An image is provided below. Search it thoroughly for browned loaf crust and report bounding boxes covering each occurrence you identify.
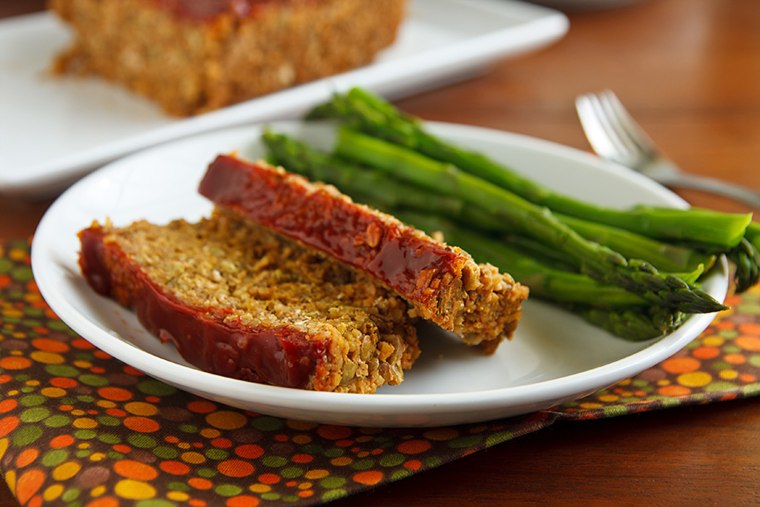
[78,210,419,393]
[49,0,406,116]
[199,155,529,353]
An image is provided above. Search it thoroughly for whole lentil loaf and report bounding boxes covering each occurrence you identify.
[49,0,406,116]
[78,209,419,393]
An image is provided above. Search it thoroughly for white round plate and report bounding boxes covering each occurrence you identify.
[32,122,728,427]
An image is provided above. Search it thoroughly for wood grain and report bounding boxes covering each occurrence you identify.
[2,0,760,505]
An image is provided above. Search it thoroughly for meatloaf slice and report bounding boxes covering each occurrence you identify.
[50,0,406,116]
[78,209,419,393]
[199,155,529,353]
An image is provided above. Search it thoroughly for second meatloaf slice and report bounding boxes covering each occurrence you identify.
[199,154,529,353]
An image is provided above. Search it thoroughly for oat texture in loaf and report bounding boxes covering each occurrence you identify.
[78,209,419,393]
[49,0,406,116]
[200,155,529,354]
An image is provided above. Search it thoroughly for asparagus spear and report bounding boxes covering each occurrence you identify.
[395,211,684,341]
[308,87,751,250]
[394,211,699,308]
[333,127,726,313]
[726,238,760,292]
[492,232,703,286]
[555,213,714,274]
[575,306,685,342]
[262,129,467,215]
[745,221,760,251]
[263,130,713,274]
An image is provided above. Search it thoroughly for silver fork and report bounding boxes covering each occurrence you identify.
[575,90,760,209]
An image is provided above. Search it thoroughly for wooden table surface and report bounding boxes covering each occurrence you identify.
[2,0,760,505]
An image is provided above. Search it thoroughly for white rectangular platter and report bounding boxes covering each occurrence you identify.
[0,0,567,196]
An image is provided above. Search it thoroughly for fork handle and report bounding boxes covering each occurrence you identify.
[654,173,760,210]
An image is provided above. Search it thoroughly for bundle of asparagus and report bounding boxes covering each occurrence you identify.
[261,87,760,341]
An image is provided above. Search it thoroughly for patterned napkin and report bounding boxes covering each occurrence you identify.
[2,239,760,506]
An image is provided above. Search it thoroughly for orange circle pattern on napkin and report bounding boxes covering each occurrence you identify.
[2,239,760,506]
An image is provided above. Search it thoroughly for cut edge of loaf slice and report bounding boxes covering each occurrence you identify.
[199,154,529,354]
[78,210,419,393]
